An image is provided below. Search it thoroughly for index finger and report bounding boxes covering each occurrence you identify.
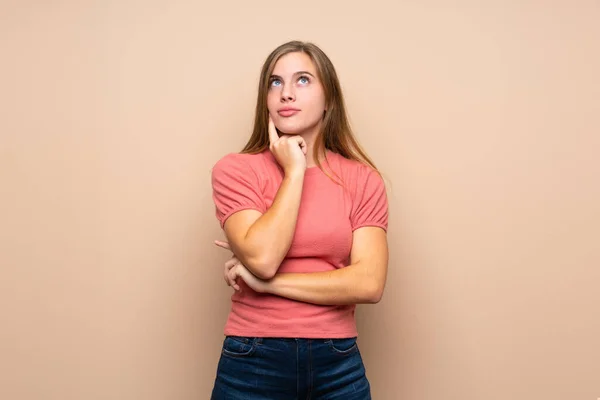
[214,240,231,250]
[268,115,279,145]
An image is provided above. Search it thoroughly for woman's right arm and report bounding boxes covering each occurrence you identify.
[223,169,304,280]
[217,116,307,280]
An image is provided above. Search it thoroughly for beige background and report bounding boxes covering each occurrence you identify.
[1,1,599,399]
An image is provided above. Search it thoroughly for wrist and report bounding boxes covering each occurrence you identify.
[262,275,278,295]
[284,168,305,180]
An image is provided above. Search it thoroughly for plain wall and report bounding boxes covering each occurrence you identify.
[1,1,599,399]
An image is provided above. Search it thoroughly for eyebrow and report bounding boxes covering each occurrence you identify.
[269,71,316,80]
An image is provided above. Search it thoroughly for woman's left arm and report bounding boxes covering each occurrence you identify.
[266,226,388,305]
[215,226,388,305]
[216,227,388,305]
[216,167,389,305]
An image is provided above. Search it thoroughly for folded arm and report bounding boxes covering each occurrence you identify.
[223,172,304,280]
[264,226,389,305]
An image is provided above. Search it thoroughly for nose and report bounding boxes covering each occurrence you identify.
[280,84,295,102]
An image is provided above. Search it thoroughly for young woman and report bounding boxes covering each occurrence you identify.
[209,40,389,399]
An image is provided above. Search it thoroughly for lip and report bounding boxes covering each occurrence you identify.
[277,107,300,117]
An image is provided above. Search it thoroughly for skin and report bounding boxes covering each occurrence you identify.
[214,51,389,305]
[217,52,326,280]
[220,116,307,280]
[267,51,328,168]
[214,223,389,305]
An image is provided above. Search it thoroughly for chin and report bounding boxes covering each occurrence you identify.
[276,119,320,136]
[276,121,306,135]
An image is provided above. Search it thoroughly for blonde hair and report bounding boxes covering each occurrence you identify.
[241,41,379,181]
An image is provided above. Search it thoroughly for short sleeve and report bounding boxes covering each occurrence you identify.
[350,168,389,232]
[211,154,266,229]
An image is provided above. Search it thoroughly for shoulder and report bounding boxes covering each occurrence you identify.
[329,151,383,185]
[212,150,275,176]
[213,151,258,169]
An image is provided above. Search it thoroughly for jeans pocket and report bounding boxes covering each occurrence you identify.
[326,337,359,355]
[221,336,258,358]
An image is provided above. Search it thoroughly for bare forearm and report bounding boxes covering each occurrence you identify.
[264,263,384,305]
[242,172,304,277]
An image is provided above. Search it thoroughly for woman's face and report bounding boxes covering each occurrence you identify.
[267,51,327,136]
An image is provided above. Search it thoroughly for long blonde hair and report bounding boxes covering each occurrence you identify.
[241,41,379,180]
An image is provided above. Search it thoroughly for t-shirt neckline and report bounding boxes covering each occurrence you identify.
[263,149,335,177]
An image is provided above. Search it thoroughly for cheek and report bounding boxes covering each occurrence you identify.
[308,90,326,110]
[307,94,326,115]
[266,91,278,112]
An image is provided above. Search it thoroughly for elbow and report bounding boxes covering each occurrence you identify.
[253,268,277,281]
[246,256,279,280]
[363,282,385,304]
[365,291,383,304]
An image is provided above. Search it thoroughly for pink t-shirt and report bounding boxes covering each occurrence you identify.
[211,149,388,338]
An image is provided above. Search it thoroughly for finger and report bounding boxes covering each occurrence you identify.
[228,265,241,290]
[229,274,240,290]
[268,115,279,145]
[299,138,307,155]
[225,260,238,286]
[224,259,236,284]
[291,136,308,155]
[225,257,238,269]
[214,240,231,250]
[224,260,233,284]
[228,264,239,283]
[226,267,235,287]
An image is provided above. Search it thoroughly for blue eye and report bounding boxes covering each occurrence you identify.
[270,79,281,87]
[298,76,309,84]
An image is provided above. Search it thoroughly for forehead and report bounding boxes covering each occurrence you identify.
[272,52,317,76]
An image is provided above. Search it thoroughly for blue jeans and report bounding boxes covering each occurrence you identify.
[211,336,371,399]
